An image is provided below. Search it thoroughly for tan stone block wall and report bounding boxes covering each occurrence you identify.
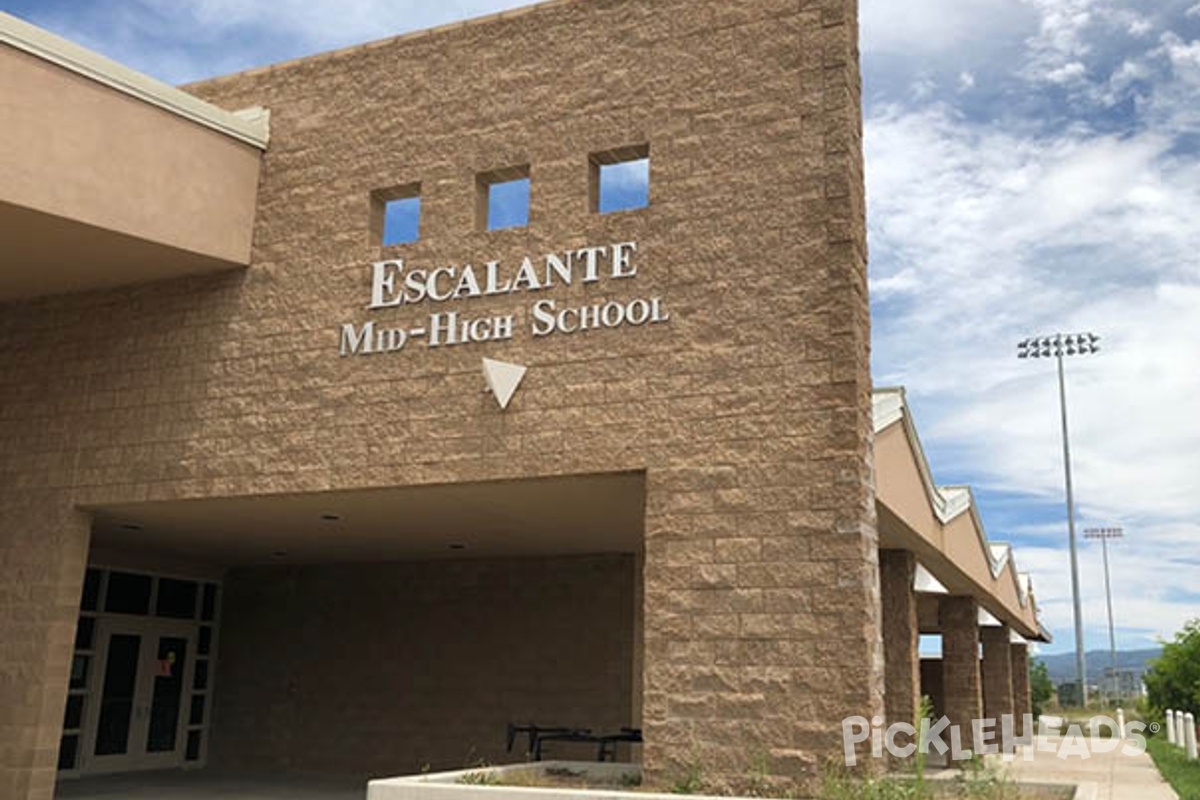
[209,555,636,774]
[0,496,90,799]
[1010,643,1031,738]
[0,0,875,794]
[980,625,1014,724]
[940,597,981,750]
[880,550,918,728]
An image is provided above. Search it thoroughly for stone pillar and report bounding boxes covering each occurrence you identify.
[880,551,920,730]
[981,625,1014,752]
[940,596,981,752]
[1010,643,1031,739]
[981,625,1014,719]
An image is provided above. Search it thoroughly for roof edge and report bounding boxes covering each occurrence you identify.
[0,11,269,149]
[873,388,1045,634]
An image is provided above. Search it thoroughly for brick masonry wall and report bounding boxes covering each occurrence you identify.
[210,555,636,774]
[0,0,875,795]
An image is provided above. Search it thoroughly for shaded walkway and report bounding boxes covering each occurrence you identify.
[55,770,366,800]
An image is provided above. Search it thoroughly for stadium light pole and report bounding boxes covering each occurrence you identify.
[1018,332,1100,706]
[1085,526,1124,704]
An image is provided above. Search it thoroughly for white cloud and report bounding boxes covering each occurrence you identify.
[860,0,1033,56]
[863,0,1200,651]
[1043,60,1089,81]
[1162,32,1200,69]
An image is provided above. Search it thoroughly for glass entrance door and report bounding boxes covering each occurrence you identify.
[84,619,195,773]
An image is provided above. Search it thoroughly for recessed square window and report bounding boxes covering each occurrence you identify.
[591,145,650,214]
[476,165,531,231]
[371,183,421,246]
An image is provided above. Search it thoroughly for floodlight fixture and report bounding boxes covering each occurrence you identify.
[1085,526,1125,703]
[1017,330,1101,705]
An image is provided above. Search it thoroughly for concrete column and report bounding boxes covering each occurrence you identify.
[940,596,982,751]
[1010,643,1031,739]
[880,550,920,730]
[981,625,1014,720]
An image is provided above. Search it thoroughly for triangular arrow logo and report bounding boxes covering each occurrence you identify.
[482,358,527,410]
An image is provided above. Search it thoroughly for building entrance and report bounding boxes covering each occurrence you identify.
[83,617,196,774]
[59,566,219,779]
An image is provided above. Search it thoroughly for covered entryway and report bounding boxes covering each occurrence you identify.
[56,472,646,796]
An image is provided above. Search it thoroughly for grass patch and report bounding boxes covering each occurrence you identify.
[1146,738,1200,800]
[820,758,1069,800]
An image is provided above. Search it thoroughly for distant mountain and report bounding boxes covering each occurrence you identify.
[1036,648,1162,685]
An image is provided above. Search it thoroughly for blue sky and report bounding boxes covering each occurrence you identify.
[5,0,1198,655]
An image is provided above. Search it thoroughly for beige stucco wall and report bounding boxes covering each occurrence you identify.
[0,0,875,795]
[0,43,261,270]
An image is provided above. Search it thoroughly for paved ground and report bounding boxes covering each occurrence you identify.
[55,740,1182,800]
[998,735,1178,800]
[55,770,367,799]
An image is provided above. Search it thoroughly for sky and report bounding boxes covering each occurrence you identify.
[4,0,1198,659]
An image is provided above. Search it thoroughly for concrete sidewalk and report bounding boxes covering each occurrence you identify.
[999,735,1178,799]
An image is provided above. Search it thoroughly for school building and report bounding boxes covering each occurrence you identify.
[0,1,1048,798]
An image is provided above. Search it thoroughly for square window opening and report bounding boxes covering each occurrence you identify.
[371,183,421,247]
[591,145,650,214]
[476,165,531,231]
